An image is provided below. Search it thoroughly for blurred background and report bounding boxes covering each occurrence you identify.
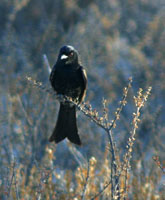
[0,0,164,199]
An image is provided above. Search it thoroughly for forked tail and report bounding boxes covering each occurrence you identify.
[49,103,81,145]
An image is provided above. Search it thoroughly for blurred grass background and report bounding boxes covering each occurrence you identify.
[0,0,164,199]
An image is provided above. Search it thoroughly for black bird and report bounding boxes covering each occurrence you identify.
[49,45,87,145]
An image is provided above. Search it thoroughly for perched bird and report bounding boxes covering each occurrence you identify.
[49,45,87,145]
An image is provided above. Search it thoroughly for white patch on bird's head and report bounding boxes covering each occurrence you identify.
[61,54,68,60]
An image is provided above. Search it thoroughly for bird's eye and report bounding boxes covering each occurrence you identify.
[69,52,74,56]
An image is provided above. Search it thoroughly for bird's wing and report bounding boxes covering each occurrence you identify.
[49,64,56,87]
[79,66,87,103]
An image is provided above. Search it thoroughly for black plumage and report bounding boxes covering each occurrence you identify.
[49,45,87,145]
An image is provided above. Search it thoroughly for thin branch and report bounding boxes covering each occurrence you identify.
[17,95,33,126]
[152,156,165,174]
[81,160,90,200]
[8,159,19,200]
[106,78,132,199]
[35,164,56,200]
[67,143,87,168]
[110,153,114,199]
[118,87,152,199]
[26,76,107,130]
[13,167,19,200]
[108,77,132,131]
[43,54,51,74]
[90,180,111,200]
[8,162,15,198]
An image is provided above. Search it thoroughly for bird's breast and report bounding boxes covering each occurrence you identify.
[52,67,83,99]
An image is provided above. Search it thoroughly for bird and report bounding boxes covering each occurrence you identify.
[49,45,87,145]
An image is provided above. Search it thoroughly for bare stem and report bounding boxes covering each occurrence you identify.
[81,160,90,200]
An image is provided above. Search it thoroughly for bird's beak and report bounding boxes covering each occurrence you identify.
[61,54,68,60]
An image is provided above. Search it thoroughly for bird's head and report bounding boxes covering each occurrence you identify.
[58,45,79,65]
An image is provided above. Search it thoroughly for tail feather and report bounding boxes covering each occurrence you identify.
[49,103,81,145]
